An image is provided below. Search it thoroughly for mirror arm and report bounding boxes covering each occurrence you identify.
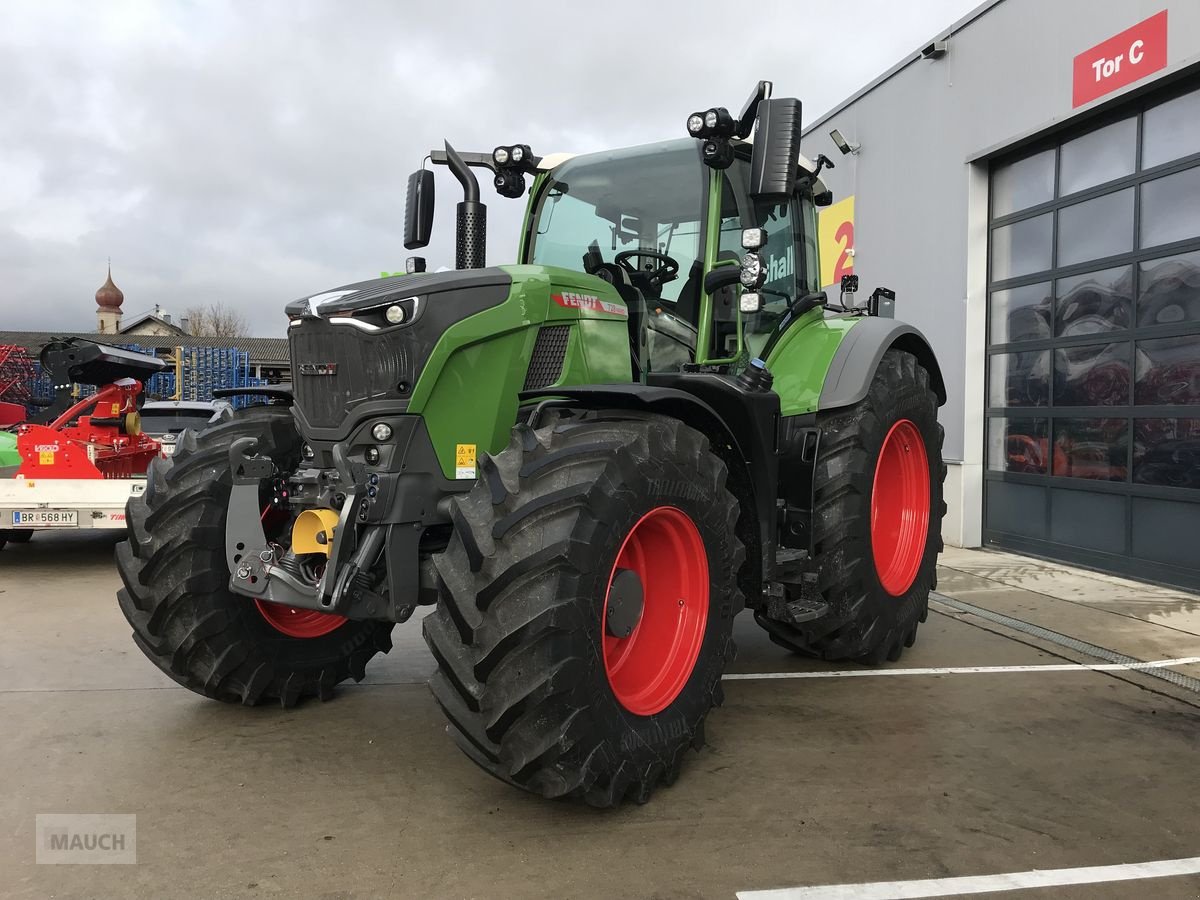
[703,267,741,295]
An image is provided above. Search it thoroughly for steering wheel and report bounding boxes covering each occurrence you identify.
[614,249,680,289]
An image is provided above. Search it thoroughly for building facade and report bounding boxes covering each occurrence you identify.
[809,1,1200,588]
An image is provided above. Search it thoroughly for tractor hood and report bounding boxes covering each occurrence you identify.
[285,268,511,321]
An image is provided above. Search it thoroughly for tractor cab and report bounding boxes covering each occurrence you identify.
[522,138,825,371]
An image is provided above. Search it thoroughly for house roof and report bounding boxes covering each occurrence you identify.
[118,313,189,336]
[0,331,290,365]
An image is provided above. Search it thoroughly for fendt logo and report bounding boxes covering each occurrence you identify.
[551,292,628,318]
[298,363,338,376]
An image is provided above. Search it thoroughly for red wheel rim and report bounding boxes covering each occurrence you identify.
[254,600,346,639]
[870,419,931,596]
[602,506,709,716]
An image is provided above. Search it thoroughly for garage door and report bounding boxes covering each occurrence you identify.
[985,82,1200,590]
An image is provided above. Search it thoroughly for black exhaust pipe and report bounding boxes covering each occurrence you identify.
[444,141,486,270]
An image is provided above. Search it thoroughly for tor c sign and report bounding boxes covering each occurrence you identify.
[1072,11,1167,108]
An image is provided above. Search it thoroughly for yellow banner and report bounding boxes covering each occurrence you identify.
[818,195,855,289]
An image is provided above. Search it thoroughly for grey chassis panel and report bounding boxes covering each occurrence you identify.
[818,317,946,410]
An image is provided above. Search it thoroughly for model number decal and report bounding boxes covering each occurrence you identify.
[551,292,628,318]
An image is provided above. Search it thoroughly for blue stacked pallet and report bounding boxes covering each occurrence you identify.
[27,342,272,416]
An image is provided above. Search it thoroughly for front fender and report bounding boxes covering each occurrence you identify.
[819,317,946,409]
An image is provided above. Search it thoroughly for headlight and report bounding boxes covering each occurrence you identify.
[511,145,524,163]
[739,252,763,288]
[739,292,762,313]
[686,113,704,135]
[385,304,406,324]
[493,146,510,166]
[741,228,766,250]
[704,109,719,130]
[371,423,393,442]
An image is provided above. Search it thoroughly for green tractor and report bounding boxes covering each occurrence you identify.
[116,82,945,806]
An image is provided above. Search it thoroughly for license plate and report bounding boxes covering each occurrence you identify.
[11,510,78,527]
[161,444,176,457]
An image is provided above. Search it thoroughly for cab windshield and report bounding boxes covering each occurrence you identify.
[527,140,706,306]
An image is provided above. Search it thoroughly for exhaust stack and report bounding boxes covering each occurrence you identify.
[443,142,486,270]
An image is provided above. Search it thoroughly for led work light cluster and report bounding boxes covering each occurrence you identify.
[492,144,536,198]
[686,107,737,169]
[738,228,767,313]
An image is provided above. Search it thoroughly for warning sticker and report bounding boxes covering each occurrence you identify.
[39,450,55,466]
[455,443,477,480]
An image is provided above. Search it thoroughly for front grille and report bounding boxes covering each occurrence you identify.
[523,325,570,391]
[289,322,419,429]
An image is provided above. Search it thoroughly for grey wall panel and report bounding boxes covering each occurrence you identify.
[1049,488,1126,553]
[985,481,1047,538]
[1131,496,1200,568]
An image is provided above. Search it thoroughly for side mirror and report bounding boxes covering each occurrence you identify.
[404,169,435,250]
[749,98,803,203]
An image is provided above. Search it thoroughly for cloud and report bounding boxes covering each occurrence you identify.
[0,0,978,335]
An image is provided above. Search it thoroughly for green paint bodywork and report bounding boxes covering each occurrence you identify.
[765,311,859,417]
[407,264,632,478]
[0,431,19,473]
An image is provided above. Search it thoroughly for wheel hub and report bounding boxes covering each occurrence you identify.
[605,568,644,638]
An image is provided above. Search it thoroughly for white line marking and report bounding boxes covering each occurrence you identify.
[736,856,1200,899]
[722,657,1200,680]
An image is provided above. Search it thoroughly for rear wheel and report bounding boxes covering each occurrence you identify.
[115,406,392,707]
[756,349,945,663]
[423,414,743,806]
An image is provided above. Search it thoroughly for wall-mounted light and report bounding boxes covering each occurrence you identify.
[921,40,949,60]
[829,128,861,156]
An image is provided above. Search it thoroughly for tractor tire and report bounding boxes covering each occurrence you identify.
[756,349,945,664]
[115,406,393,708]
[424,414,743,807]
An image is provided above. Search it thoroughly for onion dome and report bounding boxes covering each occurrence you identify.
[96,265,124,309]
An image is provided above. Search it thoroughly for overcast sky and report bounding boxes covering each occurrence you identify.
[2,0,980,336]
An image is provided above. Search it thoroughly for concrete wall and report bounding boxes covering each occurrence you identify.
[805,0,1200,545]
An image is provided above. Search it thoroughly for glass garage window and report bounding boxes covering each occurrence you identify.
[991,281,1051,343]
[1055,266,1132,336]
[1143,91,1200,169]
[1138,251,1200,327]
[1059,117,1136,196]
[1133,418,1200,488]
[1141,166,1200,249]
[1051,418,1128,482]
[986,82,1200,589]
[988,418,1049,473]
[992,149,1055,216]
[1057,189,1134,267]
[989,350,1049,407]
[991,213,1052,280]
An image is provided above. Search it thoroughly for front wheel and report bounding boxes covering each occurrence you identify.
[115,406,394,707]
[756,349,945,663]
[423,414,744,806]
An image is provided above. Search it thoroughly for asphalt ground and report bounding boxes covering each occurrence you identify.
[1,532,1197,899]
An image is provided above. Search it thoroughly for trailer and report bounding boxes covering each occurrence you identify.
[0,475,146,548]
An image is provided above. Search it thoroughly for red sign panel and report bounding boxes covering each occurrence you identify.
[1072,11,1168,108]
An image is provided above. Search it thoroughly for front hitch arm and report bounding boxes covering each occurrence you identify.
[225,436,382,614]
